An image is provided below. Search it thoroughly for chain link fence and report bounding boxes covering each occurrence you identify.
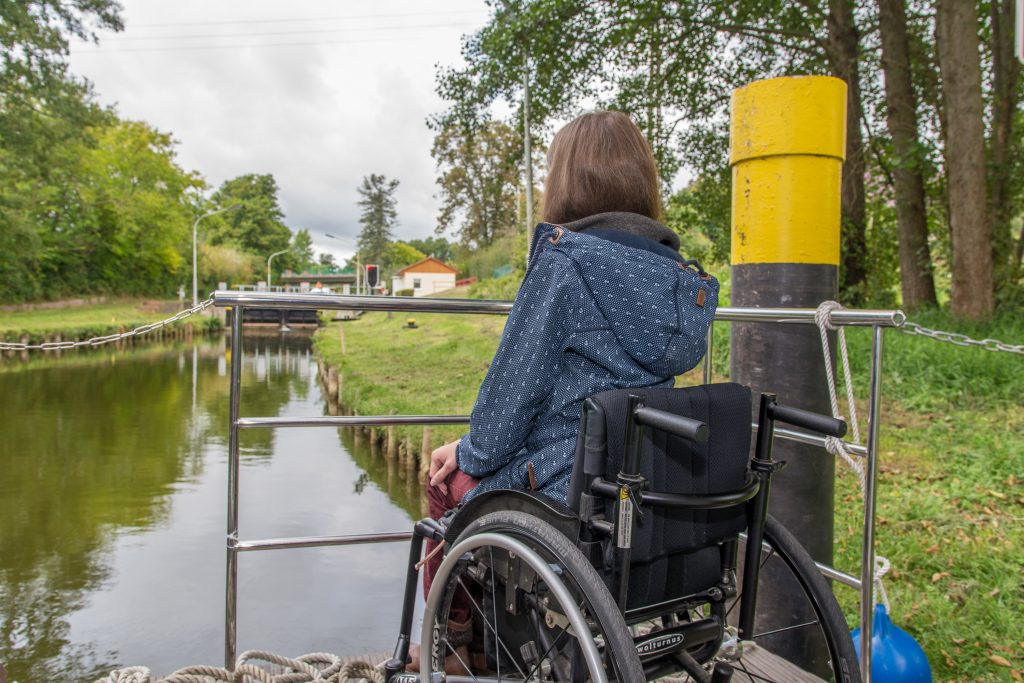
[0,298,215,352]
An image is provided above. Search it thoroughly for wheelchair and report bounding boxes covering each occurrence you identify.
[384,383,862,683]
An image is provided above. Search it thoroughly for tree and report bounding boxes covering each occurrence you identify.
[877,0,937,310]
[0,0,123,301]
[289,228,315,272]
[986,0,1023,291]
[432,120,521,247]
[386,241,428,273]
[407,236,454,262]
[936,0,993,319]
[318,252,338,269]
[437,1,875,292]
[356,174,399,265]
[68,119,204,295]
[208,174,292,257]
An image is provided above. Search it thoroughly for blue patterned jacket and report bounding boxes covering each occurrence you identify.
[457,221,719,504]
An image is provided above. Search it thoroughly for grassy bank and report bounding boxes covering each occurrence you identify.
[315,305,1023,682]
[0,299,222,345]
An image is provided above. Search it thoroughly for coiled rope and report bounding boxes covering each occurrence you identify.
[814,301,891,610]
[94,651,385,683]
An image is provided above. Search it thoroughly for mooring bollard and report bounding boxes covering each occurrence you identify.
[729,75,846,672]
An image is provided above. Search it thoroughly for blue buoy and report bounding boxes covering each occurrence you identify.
[852,603,933,683]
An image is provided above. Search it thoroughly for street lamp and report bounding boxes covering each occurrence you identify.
[266,249,290,290]
[192,204,240,306]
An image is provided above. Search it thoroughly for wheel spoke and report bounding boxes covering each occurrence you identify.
[751,619,820,640]
[457,576,529,680]
[444,637,482,683]
[490,546,502,683]
[726,545,777,619]
[733,658,780,683]
[523,626,570,682]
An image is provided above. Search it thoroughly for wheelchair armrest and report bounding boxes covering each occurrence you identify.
[634,406,709,444]
[768,403,847,438]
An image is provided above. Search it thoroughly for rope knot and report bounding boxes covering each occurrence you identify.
[814,300,843,332]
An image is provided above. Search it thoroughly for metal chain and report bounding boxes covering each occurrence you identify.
[901,321,1024,355]
[0,298,215,352]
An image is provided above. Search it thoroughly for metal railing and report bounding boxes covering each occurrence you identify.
[212,289,904,681]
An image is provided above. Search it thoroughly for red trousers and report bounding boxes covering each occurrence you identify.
[424,470,480,624]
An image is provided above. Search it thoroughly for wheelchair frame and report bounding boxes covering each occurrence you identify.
[212,290,903,682]
[383,390,850,682]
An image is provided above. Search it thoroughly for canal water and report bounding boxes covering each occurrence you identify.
[0,333,425,682]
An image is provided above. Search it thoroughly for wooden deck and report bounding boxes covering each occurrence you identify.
[335,644,826,682]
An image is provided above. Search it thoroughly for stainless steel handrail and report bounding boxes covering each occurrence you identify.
[220,292,896,679]
[212,290,906,327]
[236,415,469,429]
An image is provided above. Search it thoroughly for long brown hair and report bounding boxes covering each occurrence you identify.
[543,111,661,225]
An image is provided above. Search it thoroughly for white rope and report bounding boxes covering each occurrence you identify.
[93,651,385,683]
[814,301,890,612]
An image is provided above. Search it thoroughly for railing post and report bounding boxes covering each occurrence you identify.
[225,306,244,670]
[859,325,885,683]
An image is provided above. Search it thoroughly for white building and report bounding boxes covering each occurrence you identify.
[391,257,459,297]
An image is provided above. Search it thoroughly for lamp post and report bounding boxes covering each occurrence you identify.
[266,249,290,290]
[192,204,240,306]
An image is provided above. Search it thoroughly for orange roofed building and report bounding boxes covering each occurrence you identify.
[391,256,459,297]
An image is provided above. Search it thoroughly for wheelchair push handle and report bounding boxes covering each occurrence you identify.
[768,403,847,438]
[633,406,709,444]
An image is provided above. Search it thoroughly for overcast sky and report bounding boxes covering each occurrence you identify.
[68,1,493,263]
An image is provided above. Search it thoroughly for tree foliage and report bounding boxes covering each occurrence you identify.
[432,119,522,247]
[438,0,1024,316]
[208,174,291,256]
[356,173,400,266]
[407,236,455,262]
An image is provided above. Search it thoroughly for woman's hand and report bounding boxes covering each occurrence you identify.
[428,440,460,494]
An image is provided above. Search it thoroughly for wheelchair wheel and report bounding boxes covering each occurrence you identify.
[723,515,861,683]
[421,510,645,682]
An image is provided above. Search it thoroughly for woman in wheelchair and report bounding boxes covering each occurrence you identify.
[389,112,861,683]
[408,110,717,672]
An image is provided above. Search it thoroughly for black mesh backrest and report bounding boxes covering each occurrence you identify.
[567,383,752,611]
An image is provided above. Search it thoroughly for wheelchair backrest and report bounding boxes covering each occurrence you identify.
[567,383,752,613]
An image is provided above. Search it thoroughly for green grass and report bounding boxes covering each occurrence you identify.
[313,310,505,448]
[0,300,221,343]
[315,301,1024,682]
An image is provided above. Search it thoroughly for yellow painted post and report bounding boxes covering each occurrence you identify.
[729,75,846,675]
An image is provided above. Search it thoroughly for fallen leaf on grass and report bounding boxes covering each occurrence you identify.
[989,654,1012,667]
[1010,669,1021,682]
[988,489,1007,500]
[924,544,940,554]
[932,571,950,583]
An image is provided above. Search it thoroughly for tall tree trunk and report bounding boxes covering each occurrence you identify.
[988,0,1021,289]
[877,0,937,310]
[936,0,994,319]
[827,0,868,302]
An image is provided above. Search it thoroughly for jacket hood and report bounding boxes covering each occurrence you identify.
[533,220,719,377]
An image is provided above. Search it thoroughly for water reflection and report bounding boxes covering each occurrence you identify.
[0,333,424,681]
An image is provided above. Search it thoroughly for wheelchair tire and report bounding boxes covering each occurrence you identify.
[422,510,645,682]
[727,515,861,683]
